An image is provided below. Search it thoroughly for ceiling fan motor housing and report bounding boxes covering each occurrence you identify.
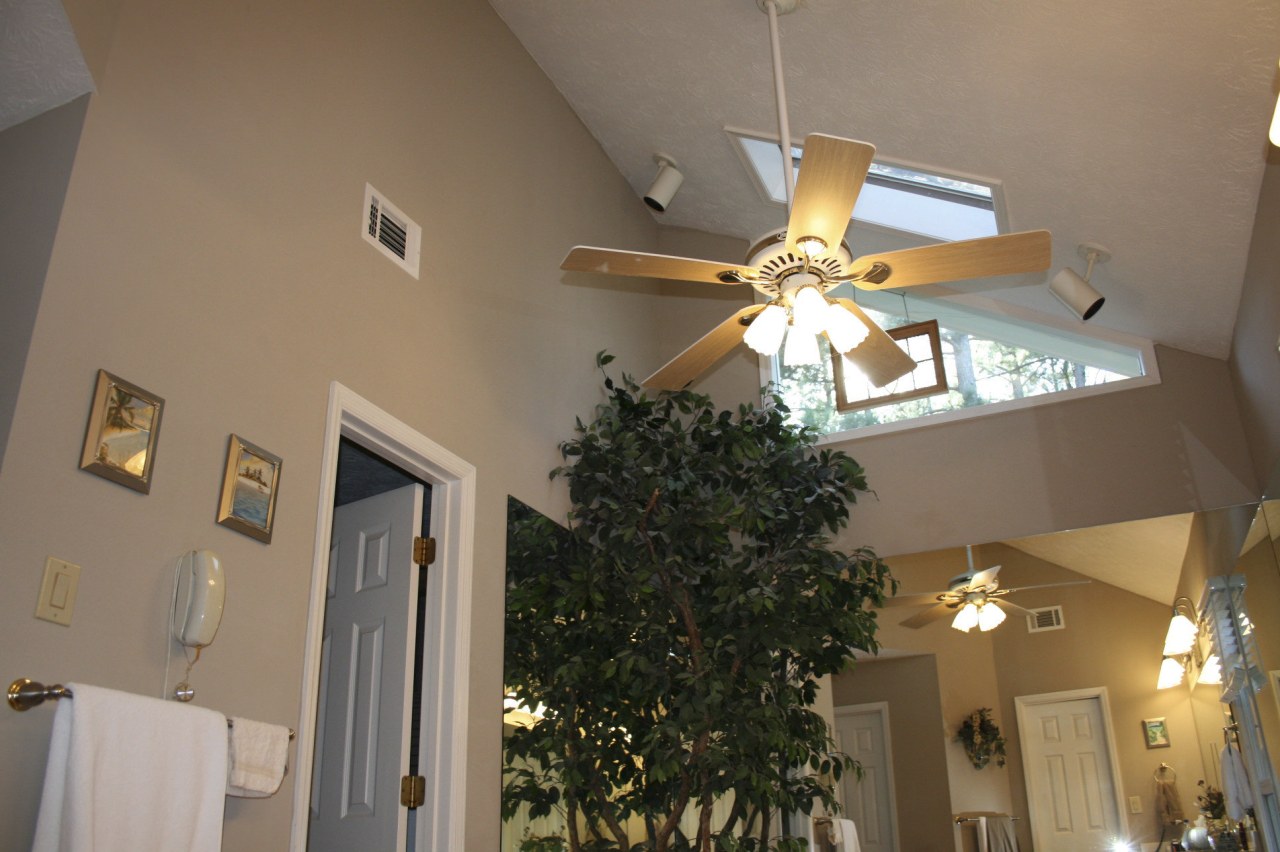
[744,227,853,298]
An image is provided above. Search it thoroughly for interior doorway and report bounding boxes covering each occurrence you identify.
[1015,688,1127,852]
[833,703,899,852]
[290,382,476,851]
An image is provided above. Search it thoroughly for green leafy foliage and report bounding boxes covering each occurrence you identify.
[503,365,894,851]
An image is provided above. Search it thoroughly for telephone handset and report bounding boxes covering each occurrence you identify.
[171,549,225,647]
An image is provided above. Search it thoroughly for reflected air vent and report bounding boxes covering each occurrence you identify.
[362,183,421,279]
[1026,605,1065,633]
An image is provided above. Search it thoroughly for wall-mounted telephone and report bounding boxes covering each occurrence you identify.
[171,549,225,647]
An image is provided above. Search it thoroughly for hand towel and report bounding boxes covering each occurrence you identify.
[32,682,227,852]
[1155,777,1184,824]
[1221,744,1254,821]
[831,818,861,852]
[226,716,291,797]
[986,815,1019,852]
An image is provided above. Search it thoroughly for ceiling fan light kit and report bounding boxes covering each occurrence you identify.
[1050,242,1109,321]
[643,154,684,213]
[558,0,1052,391]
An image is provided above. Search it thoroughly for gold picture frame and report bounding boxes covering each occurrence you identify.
[79,370,164,493]
[1143,717,1171,749]
[217,434,282,543]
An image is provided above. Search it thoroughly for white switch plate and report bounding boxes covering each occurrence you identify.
[1128,795,1143,814]
[36,557,80,626]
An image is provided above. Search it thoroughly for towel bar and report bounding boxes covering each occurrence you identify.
[954,815,1020,824]
[8,678,295,739]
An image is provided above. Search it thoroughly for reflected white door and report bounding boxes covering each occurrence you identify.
[1019,695,1123,852]
[309,484,423,852]
[835,704,898,852]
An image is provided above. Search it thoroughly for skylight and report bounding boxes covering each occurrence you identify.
[731,131,1001,241]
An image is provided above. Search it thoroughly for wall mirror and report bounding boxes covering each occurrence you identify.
[503,491,1280,852]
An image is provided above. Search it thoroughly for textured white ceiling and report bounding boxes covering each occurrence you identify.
[0,0,94,133]
[488,0,1279,359]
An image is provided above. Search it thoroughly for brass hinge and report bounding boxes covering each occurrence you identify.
[401,774,426,809]
[413,536,436,567]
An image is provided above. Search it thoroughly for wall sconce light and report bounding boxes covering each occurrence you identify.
[1049,242,1109,321]
[1162,596,1199,656]
[643,154,684,213]
[1157,655,1187,690]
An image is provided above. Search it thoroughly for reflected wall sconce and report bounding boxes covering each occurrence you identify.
[1270,59,1280,147]
[1050,242,1109,321]
[1156,596,1199,690]
[643,154,685,213]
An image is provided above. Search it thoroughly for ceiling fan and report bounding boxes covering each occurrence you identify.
[882,546,1090,632]
[560,0,1052,392]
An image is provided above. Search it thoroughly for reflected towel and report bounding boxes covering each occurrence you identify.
[32,682,227,852]
[1221,744,1254,822]
[226,716,290,797]
[1155,777,1184,824]
[986,815,1019,852]
[831,818,861,852]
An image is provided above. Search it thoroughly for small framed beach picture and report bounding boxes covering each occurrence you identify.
[79,370,164,493]
[1143,717,1171,749]
[217,434,282,543]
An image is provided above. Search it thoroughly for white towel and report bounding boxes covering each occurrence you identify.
[226,716,290,797]
[32,682,227,852]
[986,815,1019,852]
[831,818,861,852]
[1221,744,1254,821]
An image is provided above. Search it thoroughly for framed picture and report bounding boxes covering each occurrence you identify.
[79,370,164,493]
[1143,717,1171,749]
[217,434,282,543]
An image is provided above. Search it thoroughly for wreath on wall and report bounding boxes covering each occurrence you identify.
[957,708,1008,770]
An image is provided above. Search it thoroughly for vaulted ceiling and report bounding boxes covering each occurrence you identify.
[489,0,1279,361]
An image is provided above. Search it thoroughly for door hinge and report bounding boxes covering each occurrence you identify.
[413,536,436,567]
[401,774,426,809]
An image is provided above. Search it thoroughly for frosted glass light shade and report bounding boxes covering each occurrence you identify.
[1198,654,1222,685]
[791,286,828,334]
[952,602,980,633]
[824,303,870,353]
[743,305,788,355]
[977,602,1007,631]
[1157,656,1186,690]
[782,324,821,366]
[1162,613,1197,656]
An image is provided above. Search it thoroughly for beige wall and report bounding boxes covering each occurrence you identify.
[0,0,744,848]
[1230,151,1280,495]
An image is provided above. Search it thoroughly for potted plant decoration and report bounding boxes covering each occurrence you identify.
[958,708,1008,770]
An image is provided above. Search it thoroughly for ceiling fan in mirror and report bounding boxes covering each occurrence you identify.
[560,0,1052,391]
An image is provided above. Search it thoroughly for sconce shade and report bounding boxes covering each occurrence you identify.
[1162,612,1198,657]
[977,602,1007,632]
[1198,654,1223,685]
[952,602,980,632]
[1050,268,1105,321]
[1157,656,1186,690]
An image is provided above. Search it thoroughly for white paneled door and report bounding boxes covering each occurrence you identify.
[309,484,423,852]
[835,704,898,852]
[1019,693,1124,852]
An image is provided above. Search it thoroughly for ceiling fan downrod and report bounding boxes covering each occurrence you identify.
[760,0,799,210]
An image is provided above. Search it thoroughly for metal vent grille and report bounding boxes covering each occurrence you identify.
[1026,605,1064,633]
[362,184,421,279]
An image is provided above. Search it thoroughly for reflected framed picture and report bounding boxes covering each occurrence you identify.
[1143,717,1171,749]
[217,434,282,543]
[79,370,164,493]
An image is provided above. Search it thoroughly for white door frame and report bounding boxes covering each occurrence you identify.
[834,701,901,852]
[1014,687,1129,851]
[290,381,475,851]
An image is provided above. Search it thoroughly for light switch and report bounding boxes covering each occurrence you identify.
[1128,795,1142,814]
[36,557,80,626]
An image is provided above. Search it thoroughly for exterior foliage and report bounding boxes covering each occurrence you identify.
[957,708,1007,770]
[503,355,894,851]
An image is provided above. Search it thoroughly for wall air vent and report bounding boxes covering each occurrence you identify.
[362,183,421,279]
[1026,606,1065,633]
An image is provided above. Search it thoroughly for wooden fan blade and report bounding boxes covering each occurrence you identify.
[561,246,756,286]
[785,135,876,259]
[642,305,764,391]
[901,603,956,629]
[992,599,1038,619]
[993,579,1092,596]
[882,591,951,609]
[849,229,1052,290]
[831,299,917,388]
[968,565,1002,590]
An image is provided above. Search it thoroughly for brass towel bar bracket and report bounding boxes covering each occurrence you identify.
[8,678,294,739]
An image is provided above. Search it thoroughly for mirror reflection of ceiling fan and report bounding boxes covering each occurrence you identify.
[882,546,1091,632]
[560,0,1052,392]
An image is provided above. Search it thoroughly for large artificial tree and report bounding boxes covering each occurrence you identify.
[503,356,894,851]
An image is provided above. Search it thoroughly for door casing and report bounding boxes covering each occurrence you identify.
[290,381,476,851]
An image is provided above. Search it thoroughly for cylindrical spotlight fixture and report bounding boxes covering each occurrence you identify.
[1050,268,1105,321]
[643,154,684,212]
